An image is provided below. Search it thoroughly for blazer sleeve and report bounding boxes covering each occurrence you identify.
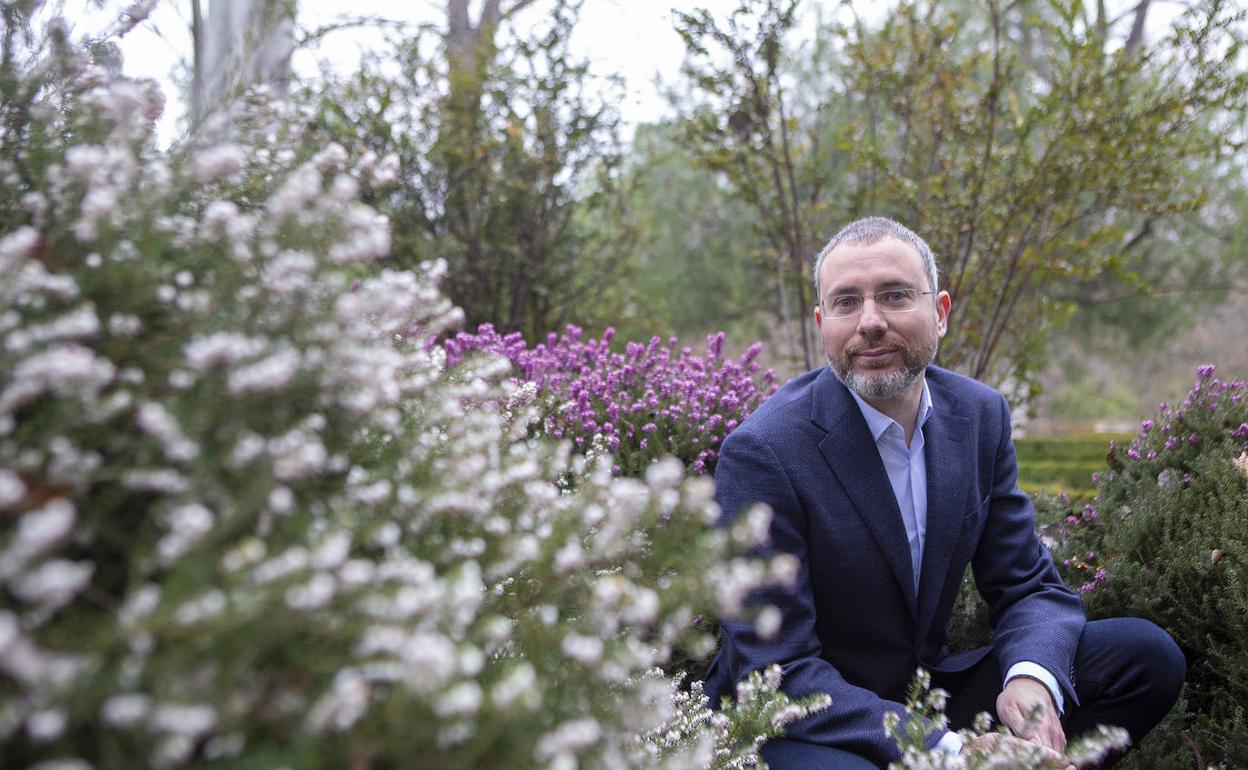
[973,394,1085,706]
[713,428,945,765]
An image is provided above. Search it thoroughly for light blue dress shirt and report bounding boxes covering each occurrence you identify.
[847,379,1064,754]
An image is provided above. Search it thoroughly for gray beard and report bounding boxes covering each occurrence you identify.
[836,362,925,401]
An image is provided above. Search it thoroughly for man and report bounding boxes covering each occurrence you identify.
[703,218,1185,769]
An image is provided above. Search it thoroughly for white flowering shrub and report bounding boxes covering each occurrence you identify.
[0,9,819,769]
[884,672,1129,770]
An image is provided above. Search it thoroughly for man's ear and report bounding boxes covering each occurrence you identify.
[813,303,823,327]
[935,291,952,337]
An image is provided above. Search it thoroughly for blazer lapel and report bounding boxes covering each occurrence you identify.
[811,369,918,618]
[915,381,971,639]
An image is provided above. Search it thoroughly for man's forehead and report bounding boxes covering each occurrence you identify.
[819,236,926,288]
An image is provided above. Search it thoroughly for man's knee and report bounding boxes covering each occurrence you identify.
[1083,617,1185,714]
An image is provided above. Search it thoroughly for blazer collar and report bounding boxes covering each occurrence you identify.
[810,366,971,623]
[813,368,918,616]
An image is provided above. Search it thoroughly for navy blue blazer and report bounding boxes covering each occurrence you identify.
[704,365,1084,766]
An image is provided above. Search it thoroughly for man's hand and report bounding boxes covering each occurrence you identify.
[961,733,1073,769]
[997,676,1073,768]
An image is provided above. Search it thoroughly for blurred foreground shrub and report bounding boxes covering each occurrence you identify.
[0,10,824,768]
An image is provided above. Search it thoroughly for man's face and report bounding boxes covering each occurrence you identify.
[814,237,951,403]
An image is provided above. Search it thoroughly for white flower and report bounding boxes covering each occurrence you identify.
[262,250,317,294]
[269,431,328,482]
[10,559,94,608]
[433,682,483,718]
[1234,452,1248,478]
[534,718,602,761]
[755,605,783,640]
[311,532,351,569]
[136,402,199,462]
[0,468,27,509]
[370,153,400,187]
[0,225,39,267]
[306,668,370,733]
[562,633,604,665]
[285,572,336,610]
[118,584,162,627]
[150,703,217,736]
[194,144,246,183]
[0,344,115,414]
[27,759,93,770]
[27,709,67,741]
[399,633,456,694]
[553,540,586,575]
[101,693,152,728]
[0,499,76,578]
[227,347,301,394]
[156,503,214,565]
[491,663,538,710]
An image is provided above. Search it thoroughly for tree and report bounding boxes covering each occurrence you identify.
[614,121,775,344]
[673,0,847,370]
[303,0,639,342]
[674,0,1248,404]
[836,0,1247,404]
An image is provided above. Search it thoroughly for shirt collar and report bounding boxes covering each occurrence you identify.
[847,376,934,442]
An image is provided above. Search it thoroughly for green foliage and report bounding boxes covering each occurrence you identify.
[672,0,1248,405]
[1046,365,1248,768]
[673,0,848,370]
[1014,433,1125,501]
[299,0,640,343]
[835,0,1248,403]
[615,123,775,345]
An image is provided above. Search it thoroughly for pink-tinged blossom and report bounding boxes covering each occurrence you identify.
[0,499,75,578]
[0,469,26,509]
[10,559,94,608]
[0,344,115,414]
[193,144,246,183]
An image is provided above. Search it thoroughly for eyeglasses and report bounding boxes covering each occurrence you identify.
[819,289,935,319]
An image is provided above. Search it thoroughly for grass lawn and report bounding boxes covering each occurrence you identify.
[1014,433,1130,504]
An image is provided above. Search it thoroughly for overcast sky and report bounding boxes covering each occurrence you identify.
[71,0,1180,145]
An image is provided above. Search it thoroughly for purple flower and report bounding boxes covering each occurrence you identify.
[443,323,775,475]
[1198,363,1216,379]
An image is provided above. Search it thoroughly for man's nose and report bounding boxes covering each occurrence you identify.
[855,296,889,335]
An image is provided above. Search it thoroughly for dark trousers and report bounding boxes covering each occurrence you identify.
[761,618,1186,770]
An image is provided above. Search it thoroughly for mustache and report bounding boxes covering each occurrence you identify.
[847,337,911,358]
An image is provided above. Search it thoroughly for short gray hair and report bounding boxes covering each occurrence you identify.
[812,217,939,298]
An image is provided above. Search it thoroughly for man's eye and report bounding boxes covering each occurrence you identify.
[833,296,859,310]
[880,290,911,304]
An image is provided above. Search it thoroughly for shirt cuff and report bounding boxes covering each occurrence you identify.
[937,730,965,755]
[1005,661,1064,715]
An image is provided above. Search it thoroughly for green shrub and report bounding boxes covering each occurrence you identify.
[1049,365,1248,769]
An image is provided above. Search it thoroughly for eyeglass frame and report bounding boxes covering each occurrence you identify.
[817,288,938,320]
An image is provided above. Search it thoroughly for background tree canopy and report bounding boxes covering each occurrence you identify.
[165,0,1248,416]
[669,0,1247,406]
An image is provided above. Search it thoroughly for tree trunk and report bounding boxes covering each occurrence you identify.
[1125,0,1152,55]
[192,0,295,125]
